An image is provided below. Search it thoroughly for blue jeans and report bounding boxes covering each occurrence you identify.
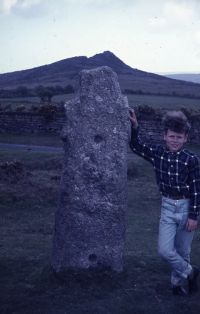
[158,197,194,286]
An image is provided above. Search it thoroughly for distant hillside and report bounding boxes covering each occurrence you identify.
[1,51,200,98]
[165,73,200,84]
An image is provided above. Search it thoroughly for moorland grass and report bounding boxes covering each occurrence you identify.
[127,93,200,111]
[0,149,63,170]
[0,133,62,147]
[1,93,200,111]
[1,147,200,313]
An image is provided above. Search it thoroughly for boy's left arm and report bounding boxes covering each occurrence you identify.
[187,156,200,231]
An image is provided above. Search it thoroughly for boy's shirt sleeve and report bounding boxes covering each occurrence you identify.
[129,125,156,164]
[188,156,200,220]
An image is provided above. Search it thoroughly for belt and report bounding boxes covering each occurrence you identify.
[162,192,187,200]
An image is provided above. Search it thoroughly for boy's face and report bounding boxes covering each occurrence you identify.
[164,129,188,152]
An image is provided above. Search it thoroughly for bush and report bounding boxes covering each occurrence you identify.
[0,161,27,183]
[16,105,26,112]
[39,104,58,122]
[31,105,39,112]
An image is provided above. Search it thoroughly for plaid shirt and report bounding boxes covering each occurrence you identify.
[130,126,200,220]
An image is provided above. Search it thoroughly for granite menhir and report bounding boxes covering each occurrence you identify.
[52,66,129,273]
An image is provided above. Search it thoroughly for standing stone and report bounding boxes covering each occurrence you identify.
[52,66,129,273]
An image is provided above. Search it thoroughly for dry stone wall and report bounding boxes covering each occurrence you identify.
[0,107,200,144]
[0,112,65,134]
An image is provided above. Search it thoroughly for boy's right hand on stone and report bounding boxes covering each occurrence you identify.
[129,108,138,128]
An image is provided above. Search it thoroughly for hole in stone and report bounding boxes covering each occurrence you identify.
[88,254,97,262]
[94,135,103,143]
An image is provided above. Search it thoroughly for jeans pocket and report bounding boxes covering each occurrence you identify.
[161,198,173,211]
[160,207,172,223]
[179,212,189,229]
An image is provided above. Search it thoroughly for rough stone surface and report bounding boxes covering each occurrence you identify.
[52,66,129,273]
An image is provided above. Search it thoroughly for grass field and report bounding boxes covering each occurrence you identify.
[127,94,200,110]
[1,93,200,111]
[0,94,73,110]
[1,145,200,314]
[0,133,62,147]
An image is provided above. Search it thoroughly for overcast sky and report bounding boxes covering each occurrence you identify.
[1,0,200,74]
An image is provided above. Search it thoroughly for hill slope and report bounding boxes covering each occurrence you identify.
[165,73,200,84]
[0,51,200,97]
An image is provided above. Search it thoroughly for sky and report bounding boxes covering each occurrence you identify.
[1,0,200,74]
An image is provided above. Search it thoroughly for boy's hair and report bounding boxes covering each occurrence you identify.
[162,110,191,134]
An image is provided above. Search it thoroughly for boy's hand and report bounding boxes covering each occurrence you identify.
[186,218,198,232]
[129,108,138,128]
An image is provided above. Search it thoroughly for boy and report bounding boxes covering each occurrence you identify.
[129,109,200,296]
